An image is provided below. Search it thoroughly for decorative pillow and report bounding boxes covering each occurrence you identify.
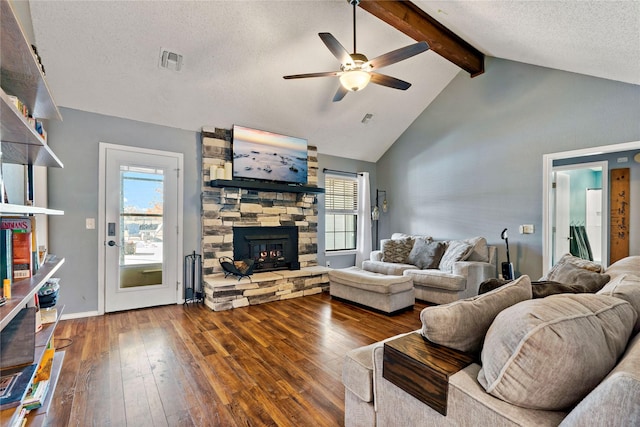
[421,275,532,353]
[540,253,603,280]
[464,236,489,262]
[381,238,414,264]
[407,238,446,269]
[438,240,473,272]
[478,278,605,299]
[545,262,610,293]
[597,273,640,332]
[478,294,637,410]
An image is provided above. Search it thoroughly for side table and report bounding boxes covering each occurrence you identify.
[383,332,476,415]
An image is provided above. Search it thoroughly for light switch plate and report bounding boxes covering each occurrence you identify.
[86,218,95,229]
[519,224,534,234]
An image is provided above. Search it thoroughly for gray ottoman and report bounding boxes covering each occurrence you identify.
[329,266,415,314]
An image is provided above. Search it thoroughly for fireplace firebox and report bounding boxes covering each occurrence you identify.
[233,226,300,272]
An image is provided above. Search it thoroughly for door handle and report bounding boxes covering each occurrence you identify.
[107,240,120,247]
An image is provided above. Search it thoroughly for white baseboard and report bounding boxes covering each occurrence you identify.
[60,310,100,321]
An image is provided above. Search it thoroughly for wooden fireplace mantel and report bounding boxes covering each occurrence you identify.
[210,179,325,194]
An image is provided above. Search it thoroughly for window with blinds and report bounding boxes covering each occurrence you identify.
[325,175,357,251]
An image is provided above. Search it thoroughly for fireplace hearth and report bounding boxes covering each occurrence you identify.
[233,226,300,272]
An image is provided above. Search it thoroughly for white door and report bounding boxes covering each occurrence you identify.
[586,188,602,263]
[101,144,183,312]
[554,171,571,264]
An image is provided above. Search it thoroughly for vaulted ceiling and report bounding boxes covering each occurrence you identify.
[27,1,640,162]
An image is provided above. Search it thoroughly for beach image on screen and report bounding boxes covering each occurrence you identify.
[233,126,308,184]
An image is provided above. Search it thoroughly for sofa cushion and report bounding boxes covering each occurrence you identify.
[597,273,640,332]
[391,233,432,241]
[540,252,603,280]
[605,255,640,280]
[544,262,610,293]
[439,240,473,272]
[404,269,466,291]
[559,333,640,427]
[381,238,414,264]
[464,236,490,263]
[420,275,532,353]
[478,294,637,410]
[362,260,417,276]
[407,238,446,269]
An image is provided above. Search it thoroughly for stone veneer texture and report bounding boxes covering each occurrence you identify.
[201,127,320,281]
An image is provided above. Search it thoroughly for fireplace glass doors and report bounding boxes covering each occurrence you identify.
[233,226,299,272]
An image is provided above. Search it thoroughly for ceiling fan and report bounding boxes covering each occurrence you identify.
[283,0,430,102]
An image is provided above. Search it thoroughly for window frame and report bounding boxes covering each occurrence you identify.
[324,174,358,253]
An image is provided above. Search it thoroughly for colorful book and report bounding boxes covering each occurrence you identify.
[22,378,49,410]
[0,228,12,284]
[1,218,32,280]
[0,363,37,410]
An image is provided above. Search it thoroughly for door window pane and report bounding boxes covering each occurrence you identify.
[119,167,164,288]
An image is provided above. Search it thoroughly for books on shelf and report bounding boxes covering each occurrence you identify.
[1,217,34,280]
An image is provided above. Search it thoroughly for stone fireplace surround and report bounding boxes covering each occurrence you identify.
[201,127,329,311]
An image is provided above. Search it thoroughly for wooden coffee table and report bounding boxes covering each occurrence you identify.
[383,332,476,415]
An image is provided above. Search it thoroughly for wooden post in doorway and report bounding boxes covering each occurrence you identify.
[610,168,630,264]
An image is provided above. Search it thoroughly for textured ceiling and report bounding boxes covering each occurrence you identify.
[28,1,640,162]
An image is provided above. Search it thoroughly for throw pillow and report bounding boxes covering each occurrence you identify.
[380,238,414,264]
[407,238,446,269]
[478,294,637,410]
[545,262,610,293]
[540,253,603,280]
[464,236,490,262]
[421,275,532,353]
[597,273,640,333]
[478,278,605,299]
[438,240,473,272]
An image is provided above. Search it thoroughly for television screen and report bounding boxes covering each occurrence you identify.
[232,125,308,184]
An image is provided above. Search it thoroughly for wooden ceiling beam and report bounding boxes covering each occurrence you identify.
[359,0,484,77]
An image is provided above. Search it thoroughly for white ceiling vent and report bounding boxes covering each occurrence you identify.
[159,48,183,71]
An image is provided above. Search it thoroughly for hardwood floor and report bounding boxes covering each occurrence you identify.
[45,293,427,426]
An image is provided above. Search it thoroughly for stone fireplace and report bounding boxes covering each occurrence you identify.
[233,226,300,272]
[200,127,329,311]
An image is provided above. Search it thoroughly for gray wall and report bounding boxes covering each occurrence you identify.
[47,108,201,315]
[377,57,640,279]
[317,153,377,269]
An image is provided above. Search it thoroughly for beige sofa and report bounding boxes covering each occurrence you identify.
[343,256,640,426]
[362,233,497,304]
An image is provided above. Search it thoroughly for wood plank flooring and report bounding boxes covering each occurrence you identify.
[44,292,427,426]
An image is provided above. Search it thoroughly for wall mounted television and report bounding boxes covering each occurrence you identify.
[232,125,308,185]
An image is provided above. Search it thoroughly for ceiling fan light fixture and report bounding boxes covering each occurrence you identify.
[339,70,371,92]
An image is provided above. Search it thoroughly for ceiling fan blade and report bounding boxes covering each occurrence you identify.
[366,41,429,70]
[370,73,412,90]
[283,71,340,80]
[319,32,353,65]
[333,85,349,102]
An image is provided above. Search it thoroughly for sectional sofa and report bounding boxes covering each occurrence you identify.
[342,255,640,426]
